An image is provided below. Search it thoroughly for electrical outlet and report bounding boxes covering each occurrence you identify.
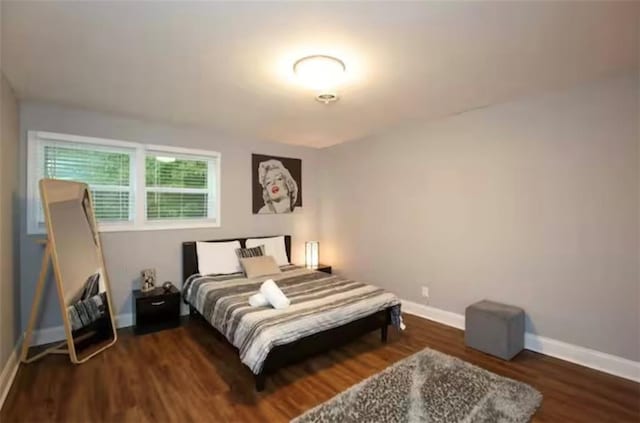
[421,286,429,298]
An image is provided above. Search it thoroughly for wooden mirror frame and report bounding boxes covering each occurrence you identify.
[21,179,118,364]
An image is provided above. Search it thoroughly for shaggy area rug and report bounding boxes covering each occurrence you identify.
[292,347,542,423]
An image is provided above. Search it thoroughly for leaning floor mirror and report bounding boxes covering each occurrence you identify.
[22,179,118,364]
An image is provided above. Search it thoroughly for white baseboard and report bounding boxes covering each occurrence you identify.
[0,336,22,411]
[524,333,640,383]
[401,299,640,383]
[32,313,133,346]
[117,313,134,328]
[401,300,465,330]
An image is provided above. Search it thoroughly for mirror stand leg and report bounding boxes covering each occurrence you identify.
[22,341,68,364]
[20,243,59,364]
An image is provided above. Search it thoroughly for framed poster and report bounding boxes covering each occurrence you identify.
[252,153,302,214]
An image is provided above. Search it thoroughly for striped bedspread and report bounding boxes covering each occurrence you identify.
[183,266,401,374]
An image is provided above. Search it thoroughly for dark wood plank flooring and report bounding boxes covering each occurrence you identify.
[1,314,639,422]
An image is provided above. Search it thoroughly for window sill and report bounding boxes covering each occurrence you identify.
[28,220,221,235]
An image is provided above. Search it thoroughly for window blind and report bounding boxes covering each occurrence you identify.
[145,152,217,221]
[37,140,135,224]
[27,131,221,234]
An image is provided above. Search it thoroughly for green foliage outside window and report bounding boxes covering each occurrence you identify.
[146,192,209,220]
[145,156,207,188]
[44,145,130,186]
[145,156,210,220]
[44,145,131,221]
[42,146,214,223]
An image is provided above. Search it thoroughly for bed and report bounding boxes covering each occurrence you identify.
[182,235,401,391]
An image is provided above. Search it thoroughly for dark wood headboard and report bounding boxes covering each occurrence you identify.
[182,235,292,282]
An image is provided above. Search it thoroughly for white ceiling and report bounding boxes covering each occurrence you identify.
[2,1,638,148]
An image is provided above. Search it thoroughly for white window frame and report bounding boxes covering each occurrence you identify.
[142,144,221,230]
[27,131,222,234]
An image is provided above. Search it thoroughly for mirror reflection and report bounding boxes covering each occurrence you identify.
[41,179,117,361]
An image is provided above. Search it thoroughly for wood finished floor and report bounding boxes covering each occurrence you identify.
[2,314,639,422]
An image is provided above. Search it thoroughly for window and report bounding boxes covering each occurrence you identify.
[145,149,216,222]
[36,139,135,227]
[28,131,221,234]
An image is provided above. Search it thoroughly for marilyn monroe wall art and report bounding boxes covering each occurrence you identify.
[252,153,302,214]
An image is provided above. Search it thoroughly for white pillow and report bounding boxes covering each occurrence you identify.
[196,240,242,275]
[246,236,289,266]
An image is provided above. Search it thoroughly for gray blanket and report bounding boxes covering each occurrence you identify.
[183,266,401,374]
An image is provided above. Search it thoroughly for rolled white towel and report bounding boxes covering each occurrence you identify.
[249,293,269,307]
[260,279,290,309]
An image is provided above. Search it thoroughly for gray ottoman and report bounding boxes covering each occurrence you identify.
[465,300,524,360]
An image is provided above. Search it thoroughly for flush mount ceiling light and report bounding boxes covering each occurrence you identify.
[293,55,346,104]
[315,93,338,104]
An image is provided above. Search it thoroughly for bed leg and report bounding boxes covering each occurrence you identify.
[189,306,197,317]
[381,324,388,343]
[255,372,266,392]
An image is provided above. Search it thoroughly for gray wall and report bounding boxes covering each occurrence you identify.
[321,74,640,361]
[19,102,323,330]
[15,75,640,363]
[1,72,20,369]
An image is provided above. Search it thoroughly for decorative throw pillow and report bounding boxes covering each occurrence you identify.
[236,244,265,259]
[240,256,282,279]
[246,236,289,266]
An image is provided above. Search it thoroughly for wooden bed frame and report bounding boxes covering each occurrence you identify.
[182,235,392,391]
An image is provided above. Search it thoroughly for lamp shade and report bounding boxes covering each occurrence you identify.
[293,55,345,91]
[305,241,319,268]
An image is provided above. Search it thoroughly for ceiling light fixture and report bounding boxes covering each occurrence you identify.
[293,55,345,104]
[315,93,338,104]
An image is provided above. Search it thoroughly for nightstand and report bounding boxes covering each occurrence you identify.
[133,286,180,335]
[309,264,332,274]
